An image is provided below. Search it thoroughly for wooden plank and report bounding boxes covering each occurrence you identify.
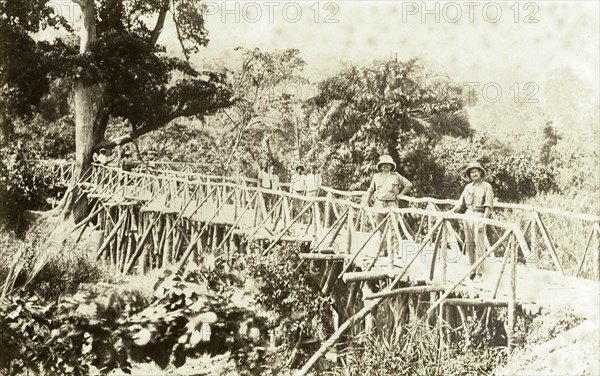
[342,269,402,283]
[299,253,347,261]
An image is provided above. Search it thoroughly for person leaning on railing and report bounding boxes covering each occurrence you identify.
[451,161,495,284]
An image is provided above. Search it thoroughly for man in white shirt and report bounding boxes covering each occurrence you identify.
[258,163,279,212]
[363,155,413,256]
[304,164,322,197]
[290,165,306,217]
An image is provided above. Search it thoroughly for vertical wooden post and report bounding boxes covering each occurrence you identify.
[441,220,448,284]
[163,215,171,266]
[345,208,353,255]
[507,233,517,357]
[437,298,445,353]
[427,203,434,246]
[324,192,332,228]
[386,214,393,267]
[313,200,322,241]
[594,222,600,280]
[528,215,537,268]
[138,213,148,275]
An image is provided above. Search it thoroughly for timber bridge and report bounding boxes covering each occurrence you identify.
[41,161,600,374]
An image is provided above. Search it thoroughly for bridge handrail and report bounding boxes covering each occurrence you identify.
[31,160,600,222]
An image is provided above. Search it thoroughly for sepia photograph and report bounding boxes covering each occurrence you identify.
[0,1,598,375]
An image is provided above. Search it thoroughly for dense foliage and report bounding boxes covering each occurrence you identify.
[245,244,335,369]
[304,58,470,191]
[0,147,64,232]
[431,135,557,202]
[0,260,267,375]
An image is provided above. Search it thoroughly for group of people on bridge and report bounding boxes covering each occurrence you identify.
[259,155,495,284]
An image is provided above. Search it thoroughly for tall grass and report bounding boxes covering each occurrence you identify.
[0,227,111,302]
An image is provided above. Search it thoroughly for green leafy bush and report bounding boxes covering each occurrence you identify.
[245,243,335,368]
[0,259,269,375]
[0,147,63,232]
[430,135,557,202]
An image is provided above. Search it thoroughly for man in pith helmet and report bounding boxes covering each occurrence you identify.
[451,161,495,283]
[363,155,413,225]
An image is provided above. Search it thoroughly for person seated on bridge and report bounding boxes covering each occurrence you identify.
[121,150,136,172]
[451,161,494,284]
[304,164,322,197]
[93,148,112,165]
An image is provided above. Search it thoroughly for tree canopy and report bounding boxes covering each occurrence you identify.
[1,0,233,178]
[304,58,471,191]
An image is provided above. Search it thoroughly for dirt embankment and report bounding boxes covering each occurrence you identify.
[495,320,600,376]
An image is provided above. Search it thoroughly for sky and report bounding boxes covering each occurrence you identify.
[45,1,599,109]
[154,0,600,102]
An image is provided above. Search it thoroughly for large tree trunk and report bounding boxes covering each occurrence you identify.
[53,0,97,225]
[74,82,95,180]
[72,0,97,182]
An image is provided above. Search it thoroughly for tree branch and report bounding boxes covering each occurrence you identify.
[150,1,169,46]
[170,0,190,63]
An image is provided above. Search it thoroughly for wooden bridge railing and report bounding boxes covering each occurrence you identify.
[34,160,600,280]
[321,185,600,280]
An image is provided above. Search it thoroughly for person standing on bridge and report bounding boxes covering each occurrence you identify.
[258,162,280,212]
[363,154,413,236]
[290,165,307,217]
[451,161,494,283]
[305,164,322,197]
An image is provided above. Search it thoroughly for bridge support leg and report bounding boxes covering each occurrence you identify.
[507,235,517,357]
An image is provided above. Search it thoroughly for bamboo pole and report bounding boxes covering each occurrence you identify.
[346,208,354,255]
[215,192,259,250]
[397,214,415,241]
[527,216,537,268]
[175,190,237,272]
[445,298,510,307]
[163,215,172,266]
[362,220,390,272]
[364,285,446,300]
[575,225,596,277]
[428,223,443,281]
[261,202,314,257]
[457,305,470,343]
[594,222,600,280]
[440,221,448,283]
[299,253,347,261]
[296,217,444,376]
[337,215,389,279]
[342,269,401,283]
[96,214,127,260]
